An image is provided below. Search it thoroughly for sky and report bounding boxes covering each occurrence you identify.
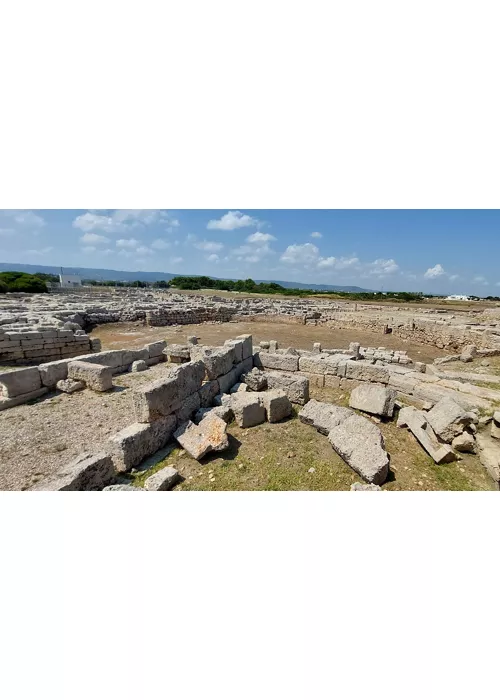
[0,209,499,294]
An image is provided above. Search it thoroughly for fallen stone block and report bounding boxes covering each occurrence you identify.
[68,360,113,392]
[254,351,299,372]
[452,432,476,453]
[460,344,477,363]
[31,452,115,491]
[122,348,149,366]
[230,382,248,393]
[144,466,180,491]
[38,359,70,387]
[164,344,191,363]
[349,383,396,418]
[194,405,233,424]
[217,358,253,395]
[426,398,474,442]
[265,371,309,405]
[328,414,389,485]
[231,393,266,428]
[476,433,500,486]
[397,406,456,464]
[299,400,353,435]
[174,414,229,460]
[351,482,382,491]
[103,484,144,491]
[241,367,267,391]
[107,415,177,472]
[260,389,292,423]
[131,360,148,372]
[0,367,42,397]
[56,378,85,394]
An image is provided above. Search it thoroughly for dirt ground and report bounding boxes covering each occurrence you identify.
[90,320,445,365]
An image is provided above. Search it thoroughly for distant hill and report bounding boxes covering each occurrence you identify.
[0,262,375,292]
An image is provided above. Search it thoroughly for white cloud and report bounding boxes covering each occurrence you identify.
[368,258,399,276]
[473,275,488,284]
[26,246,53,255]
[0,228,15,236]
[3,210,46,228]
[207,253,220,262]
[280,243,319,265]
[246,232,276,243]
[151,238,170,250]
[73,210,177,234]
[449,274,459,281]
[136,246,153,255]
[317,256,359,270]
[424,263,446,279]
[311,231,322,238]
[80,232,110,244]
[195,240,224,252]
[82,246,97,253]
[116,238,140,249]
[171,256,183,265]
[207,211,259,231]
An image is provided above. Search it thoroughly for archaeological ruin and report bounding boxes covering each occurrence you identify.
[1,287,500,491]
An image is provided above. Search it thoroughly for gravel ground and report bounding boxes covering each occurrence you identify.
[0,362,175,491]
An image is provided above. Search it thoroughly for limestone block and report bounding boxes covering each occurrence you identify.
[241,368,267,391]
[191,345,236,379]
[56,378,85,393]
[145,341,167,357]
[31,452,115,491]
[260,389,292,423]
[174,391,201,423]
[254,351,299,372]
[0,387,49,411]
[236,334,253,359]
[344,361,389,384]
[349,383,397,418]
[174,415,229,459]
[231,393,266,428]
[426,398,474,442]
[299,400,353,435]
[198,379,220,407]
[265,371,309,405]
[131,360,148,372]
[133,360,205,422]
[144,466,180,491]
[107,415,177,471]
[68,361,113,392]
[328,414,390,485]
[0,367,42,397]
[224,338,244,363]
[397,406,456,464]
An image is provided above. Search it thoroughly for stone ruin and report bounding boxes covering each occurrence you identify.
[2,332,497,491]
[3,287,500,367]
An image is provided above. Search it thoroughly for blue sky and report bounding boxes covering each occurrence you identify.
[0,209,498,294]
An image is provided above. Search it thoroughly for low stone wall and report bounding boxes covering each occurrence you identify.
[0,327,98,365]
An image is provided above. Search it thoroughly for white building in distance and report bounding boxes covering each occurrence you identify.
[446,294,470,301]
[59,274,82,288]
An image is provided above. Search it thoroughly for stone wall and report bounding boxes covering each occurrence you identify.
[0,327,99,365]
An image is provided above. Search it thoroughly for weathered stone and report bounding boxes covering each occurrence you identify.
[236,334,253,360]
[299,400,352,435]
[452,432,476,453]
[107,415,177,471]
[476,433,500,486]
[194,405,233,424]
[328,414,389,485]
[260,389,292,423]
[68,361,113,392]
[231,393,266,428]
[224,338,244,363]
[103,484,144,491]
[344,361,389,384]
[350,482,382,491]
[397,406,456,464]
[144,341,166,357]
[31,452,114,491]
[460,344,477,363]
[190,345,236,379]
[56,378,85,394]
[131,360,148,372]
[174,415,229,459]
[38,359,69,387]
[426,398,474,442]
[133,360,205,422]
[265,371,309,405]
[241,368,267,391]
[0,367,42,397]
[198,379,220,407]
[144,466,180,491]
[349,383,396,417]
[174,391,201,423]
[164,344,191,363]
[0,387,49,410]
[254,351,299,372]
